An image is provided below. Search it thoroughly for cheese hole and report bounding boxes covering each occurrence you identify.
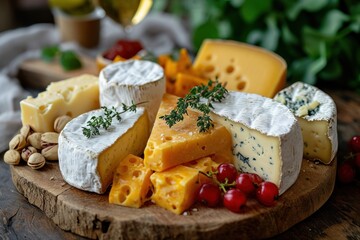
[206,55,212,61]
[165,177,176,185]
[164,136,172,141]
[237,81,246,90]
[121,185,131,196]
[201,146,206,151]
[205,65,214,73]
[132,170,142,178]
[167,191,177,198]
[117,194,126,203]
[120,165,128,173]
[172,205,177,210]
[128,157,138,164]
[226,65,234,74]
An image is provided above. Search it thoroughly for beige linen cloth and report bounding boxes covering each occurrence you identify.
[0,13,191,152]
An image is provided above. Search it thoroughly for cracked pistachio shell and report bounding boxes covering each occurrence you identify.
[27,153,46,170]
[21,146,38,162]
[27,133,42,149]
[41,145,58,161]
[9,134,27,151]
[4,150,21,165]
[41,132,59,148]
[54,115,72,133]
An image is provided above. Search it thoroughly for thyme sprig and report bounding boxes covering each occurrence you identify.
[160,79,228,132]
[82,102,139,138]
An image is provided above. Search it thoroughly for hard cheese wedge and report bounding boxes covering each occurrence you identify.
[99,60,165,127]
[59,107,149,194]
[193,39,287,98]
[109,154,152,208]
[207,91,303,195]
[150,163,212,215]
[20,74,99,132]
[144,94,233,172]
[274,82,338,164]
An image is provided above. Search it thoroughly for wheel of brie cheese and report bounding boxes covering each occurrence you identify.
[99,60,165,127]
[207,91,304,195]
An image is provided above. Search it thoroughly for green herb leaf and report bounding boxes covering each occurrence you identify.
[160,79,228,133]
[60,50,82,71]
[41,45,60,62]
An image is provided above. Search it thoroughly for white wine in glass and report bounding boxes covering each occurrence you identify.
[96,0,153,29]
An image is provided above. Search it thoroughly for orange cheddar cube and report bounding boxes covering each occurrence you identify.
[150,165,211,214]
[144,94,233,172]
[193,39,287,98]
[109,154,152,208]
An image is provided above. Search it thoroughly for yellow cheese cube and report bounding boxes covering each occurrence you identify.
[20,74,99,132]
[193,39,287,98]
[109,154,152,208]
[150,165,211,214]
[144,94,233,172]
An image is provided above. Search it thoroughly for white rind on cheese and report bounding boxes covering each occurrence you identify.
[58,107,148,194]
[274,82,338,163]
[99,60,165,127]
[207,91,303,194]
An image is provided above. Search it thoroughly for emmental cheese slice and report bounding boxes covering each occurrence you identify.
[20,74,99,132]
[109,154,152,208]
[99,60,165,127]
[206,91,303,195]
[150,164,212,215]
[58,107,149,194]
[144,94,233,172]
[274,82,338,164]
[193,39,287,98]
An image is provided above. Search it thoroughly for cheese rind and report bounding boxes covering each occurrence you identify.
[207,91,303,195]
[58,107,149,194]
[109,154,152,208]
[274,82,338,164]
[99,60,165,127]
[193,39,286,98]
[20,74,99,132]
[144,94,233,172]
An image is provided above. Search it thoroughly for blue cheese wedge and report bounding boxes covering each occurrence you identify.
[208,91,303,195]
[274,82,338,164]
[58,107,149,194]
[99,60,165,127]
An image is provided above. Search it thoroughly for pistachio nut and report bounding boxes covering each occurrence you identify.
[27,132,42,149]
[41,145,58,161]
[20,124,33,139]
[27,153,46,170]
[9,134,27,151]
[41,132,59,148]
[54,115,72,133]
[21,146,38,162]
[4,149,21,165]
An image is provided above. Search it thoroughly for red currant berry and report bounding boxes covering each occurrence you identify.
[223,189,247,213]
[256,181,279,207]
[197,183,222,207]
[337,162,356,184]
[235,173,256,195]
[349,135,360,153]
[216,163,237,183]
[248,173,264,187]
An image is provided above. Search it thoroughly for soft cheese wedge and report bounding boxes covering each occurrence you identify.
[99,60,165,127]
[274,82,338,164]
[144,94,233,172]
[109,154,152,208]
[58,107,149,194]
[207,91,303,195]
[20,74,99,132]
[150,157,216,214]
[193,39,286,98]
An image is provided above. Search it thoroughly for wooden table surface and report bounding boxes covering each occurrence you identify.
[0,89,359,240]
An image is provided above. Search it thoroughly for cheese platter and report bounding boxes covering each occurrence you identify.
[5,39,339,239]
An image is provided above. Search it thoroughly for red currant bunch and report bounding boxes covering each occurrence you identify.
[337,135,360,184]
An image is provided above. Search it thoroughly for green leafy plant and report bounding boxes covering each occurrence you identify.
[153,0,360,93]
[41,45,82,71]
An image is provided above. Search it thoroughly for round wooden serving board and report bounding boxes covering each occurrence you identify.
[10,158,336,240]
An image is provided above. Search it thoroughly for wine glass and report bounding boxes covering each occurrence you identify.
[94,0,153,35]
